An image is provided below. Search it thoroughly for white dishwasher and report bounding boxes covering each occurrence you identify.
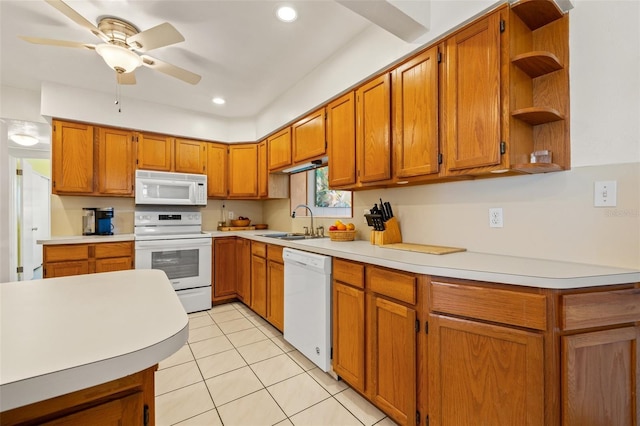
[283,248,332,372]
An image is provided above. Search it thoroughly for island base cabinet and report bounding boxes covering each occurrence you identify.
[428,314,545,426]
[562,326,640,426]
[1,366,155,426]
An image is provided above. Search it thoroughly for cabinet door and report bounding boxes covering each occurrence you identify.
[292,108,326,163]
[258,141,268,197]
[368,295,416,425]
[267,260,284,331]
[356,74,392,183]
[236,238,251,304]
[228,144,258,198]
[562,326,639,426]
[52,120,94,194]
[251,255,267,318]
[213,238,237,299]
[175,138,206,174]
[95,257,132,273]
[444,12,503,173]
[393,46,440,179]
[429,314,544,426]
[137,133,173,171]
[332,282,366,393]
[42,391,143,426]
[267,128,292,171]
[44,261,90,278]
[97,127,135,196]
[327,92,357,188]
[207,143,228,198]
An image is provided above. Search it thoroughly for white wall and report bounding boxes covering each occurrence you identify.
[39,82,256,143]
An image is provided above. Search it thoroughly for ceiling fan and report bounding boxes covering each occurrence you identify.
[19,0,201,85]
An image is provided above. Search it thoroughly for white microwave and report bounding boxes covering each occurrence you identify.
[135,170,207,206]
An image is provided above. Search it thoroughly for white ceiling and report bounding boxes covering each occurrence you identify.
[0,0,377,121]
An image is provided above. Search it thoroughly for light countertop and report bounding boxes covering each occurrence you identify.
[0,269,188,411]
[208,229,640,290]
[37,234,135,245]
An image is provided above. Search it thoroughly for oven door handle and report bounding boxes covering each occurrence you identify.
[135,239,212,250]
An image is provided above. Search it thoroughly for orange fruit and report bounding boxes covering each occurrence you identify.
[337,223,347,231]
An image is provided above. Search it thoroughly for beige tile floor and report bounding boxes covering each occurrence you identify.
[155,302,398,426]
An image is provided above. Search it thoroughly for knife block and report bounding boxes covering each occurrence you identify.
[370,217,402,246]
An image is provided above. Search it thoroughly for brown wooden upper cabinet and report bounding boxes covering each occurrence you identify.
[206,142,228,198]
[267,127,292,171]
[52,120,95,194]
[356,73,392,184]
[392,45,441,182]
[228,143,258,198]
[292,107,326,163]
[442,9,505,175]
[52,119,135,197]
[174,138,206,174]
[136,132,173,172]
[327,92,357,188]
[97,126,135,196]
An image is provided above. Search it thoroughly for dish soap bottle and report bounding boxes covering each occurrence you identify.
[219,203,227,229]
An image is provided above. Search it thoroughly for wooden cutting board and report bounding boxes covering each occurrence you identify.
[382,242,466,255]
[217,226,256,231]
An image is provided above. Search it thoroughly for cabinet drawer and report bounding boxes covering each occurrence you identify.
[94,242,133,259]
[562,288,640,331]
[267,244,283,262]
[367,266,416,305]
[333,258,364,289]
[431,281,547,331]
[44,245,89,262]
[252,242,267,257]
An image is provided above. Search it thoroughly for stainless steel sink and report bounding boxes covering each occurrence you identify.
[259,233,324,240]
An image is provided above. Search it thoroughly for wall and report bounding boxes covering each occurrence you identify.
[264,1,640,269]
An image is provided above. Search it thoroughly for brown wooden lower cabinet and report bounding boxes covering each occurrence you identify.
[250,242,267,317]
[428,314,545,425]
[331,260,639,426]
[236,238,251,304]
[1,366,155,426]
[266,245,284,331]
[43,242,133,278]
[212,237,237,302]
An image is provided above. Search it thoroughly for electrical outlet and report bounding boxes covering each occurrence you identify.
[228,211,234,219]
[363,209,369,225]
[594,181,617,207]
[489,208,503,228]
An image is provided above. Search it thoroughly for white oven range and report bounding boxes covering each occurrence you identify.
[135,208,212,313]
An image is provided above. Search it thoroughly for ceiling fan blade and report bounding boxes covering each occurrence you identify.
[117,72,136,85]
[141,55,201,85]
[19,36,95,50]
[128,23,184,52]
[44,0,107,41]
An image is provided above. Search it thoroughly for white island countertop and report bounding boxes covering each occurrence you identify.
[0,269,188,412]
[208,230,640,289]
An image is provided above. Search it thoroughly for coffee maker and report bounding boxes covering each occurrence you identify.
[96,207,114,235]
[82,207,114,235]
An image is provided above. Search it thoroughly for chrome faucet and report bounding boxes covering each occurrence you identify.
[291,204,314,237]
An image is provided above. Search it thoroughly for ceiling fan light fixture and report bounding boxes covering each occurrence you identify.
[276,6,297,22]
[10,133,39,147]
[95,43,142,73]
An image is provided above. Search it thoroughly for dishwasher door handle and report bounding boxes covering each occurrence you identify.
[285,259,308,268]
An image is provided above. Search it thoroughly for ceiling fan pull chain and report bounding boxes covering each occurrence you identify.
[115,77,122,113]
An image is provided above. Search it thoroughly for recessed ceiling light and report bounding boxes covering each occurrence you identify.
[276,6,297,23]
[212,97,226,105]
[10,133,38,146]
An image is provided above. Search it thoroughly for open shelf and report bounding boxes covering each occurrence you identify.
[513,51,562,78]
[512,107,564,125]
[512,163,564,174]
[511,0,563,30]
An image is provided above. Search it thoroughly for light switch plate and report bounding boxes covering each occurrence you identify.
[594,181,617,207]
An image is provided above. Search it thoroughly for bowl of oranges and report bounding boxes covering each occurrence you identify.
[328,220,356,241]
